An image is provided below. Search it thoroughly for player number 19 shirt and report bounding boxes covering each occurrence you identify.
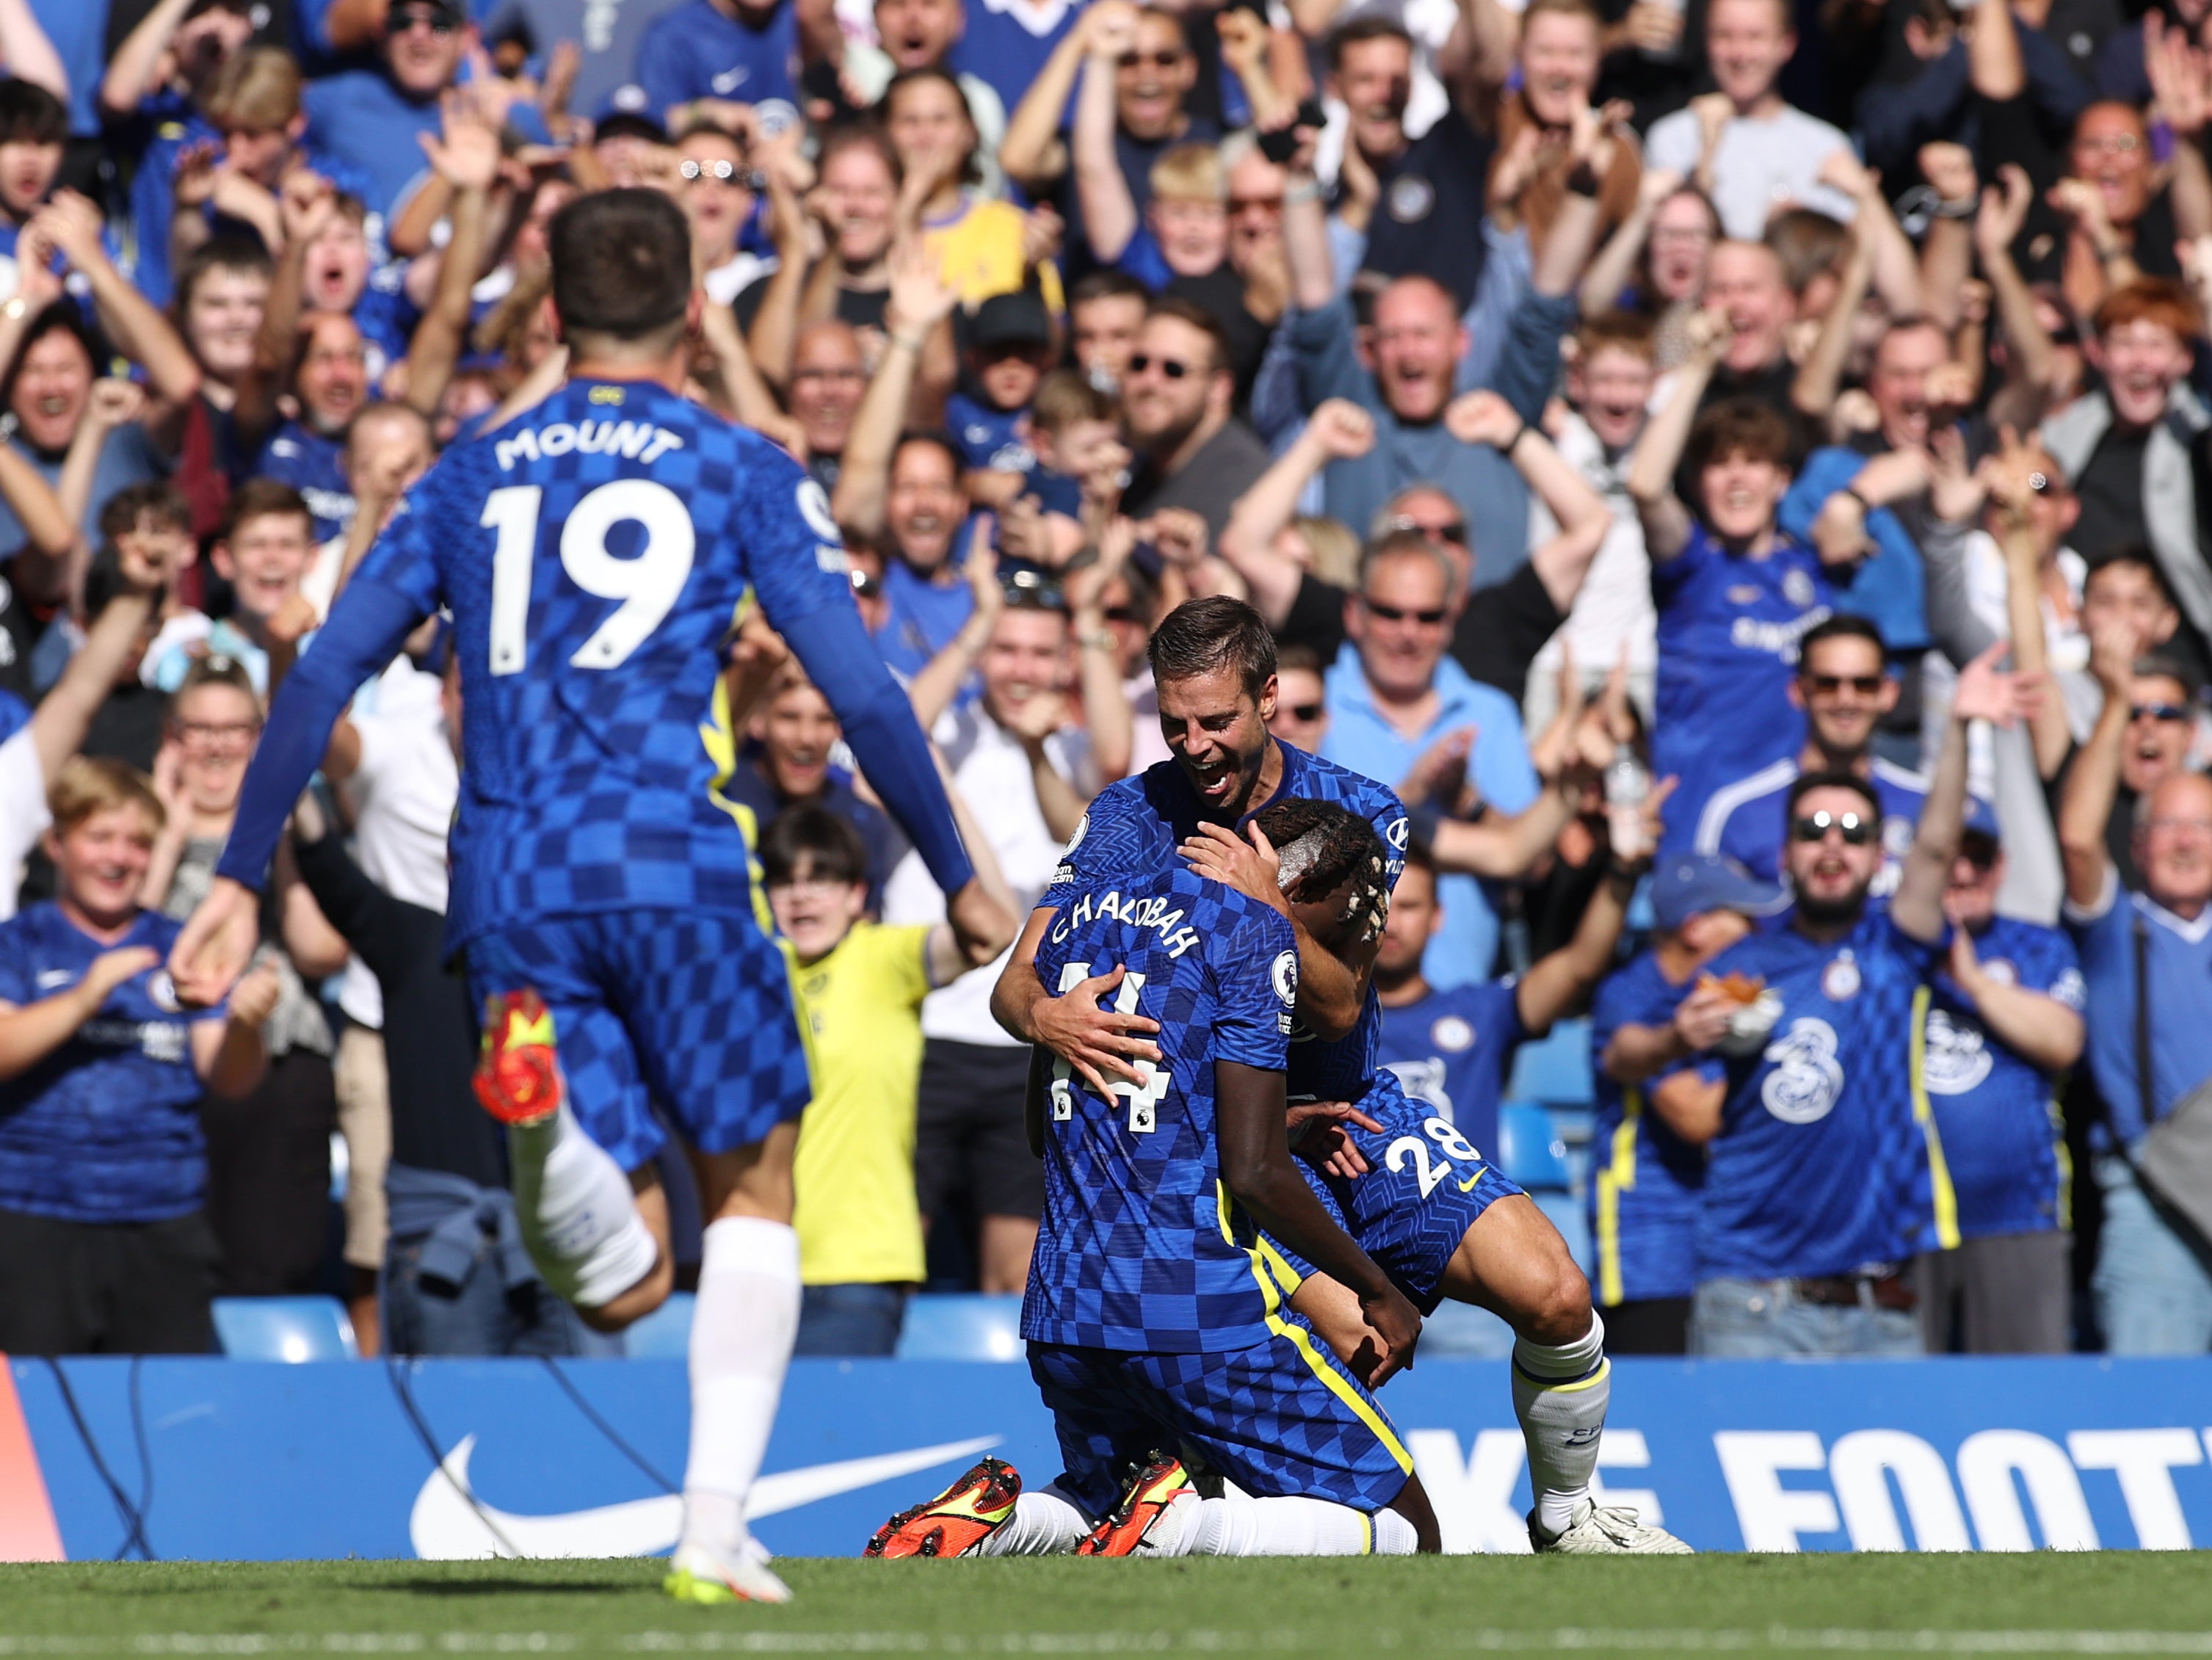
[350,378,863,949]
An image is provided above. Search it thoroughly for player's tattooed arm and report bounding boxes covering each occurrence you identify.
[1181,822,1376,1042]
[1218,1061,1422,1383]
[991,907,1162,1092]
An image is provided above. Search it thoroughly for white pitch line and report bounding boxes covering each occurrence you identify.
[0,1634,2205,1657]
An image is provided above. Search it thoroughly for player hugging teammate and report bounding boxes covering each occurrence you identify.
[869,598,1692,1560]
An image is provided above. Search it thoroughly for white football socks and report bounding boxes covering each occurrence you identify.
[976,1485,1094,1556]
[507,1101,658,1309]
[1512,1310,1610,1538]
[1177,1492,1412,1556]
[678,1217,801,1561]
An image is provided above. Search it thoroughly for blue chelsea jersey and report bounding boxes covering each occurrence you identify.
[1374,979,1523,1160]
[351,378,861,949]
[1917,916,2082,1242]
[1653,523,1832,853]
[1041,740,1409,1109]
[1682,909,1942,1281]
[0,905,223,1223]
[1024,869,1299,1352]
[1587,951,1705,1305]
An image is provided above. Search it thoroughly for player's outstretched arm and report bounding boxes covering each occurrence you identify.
[1218,1059,1422,1383]
[170,576,429,1005]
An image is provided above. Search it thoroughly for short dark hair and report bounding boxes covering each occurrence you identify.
[1252,796,1385,898]
[758,804,869,890]
[2085,546,2181,610]
[1071,269,1150,309]
[99,482,192,545]
[0,77,66,147]
[1799,614,1888,670]
[175,236,274,316]
[1327,13,1415,70]
[1142,295,1232,378]
[224,477,311,540]
[2133,651,2202,701]
[1683,397,1794,481]
[891,428,964,481]
[548,189,692,341]
[1785,768,1882,823]
[1147,596,1277,699]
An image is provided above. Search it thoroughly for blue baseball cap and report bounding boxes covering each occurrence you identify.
[1651,853,1791,932]
[1961,793,2002,844]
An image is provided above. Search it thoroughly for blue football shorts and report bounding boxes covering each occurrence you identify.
[1029,1322,1413,1519]
[464,907,813,1172]
[1277,1072,1524,1313]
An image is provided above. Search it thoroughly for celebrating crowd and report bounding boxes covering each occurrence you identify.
[0,0,2209,1369]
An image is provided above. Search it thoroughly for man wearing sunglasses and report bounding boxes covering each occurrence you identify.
[1694,617,1968,896]
[299,0,463,218]
[2057,615,2212,1355]
[1648,645,2018,1358]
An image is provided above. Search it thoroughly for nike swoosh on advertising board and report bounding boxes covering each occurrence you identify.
[409,1433,999,1560]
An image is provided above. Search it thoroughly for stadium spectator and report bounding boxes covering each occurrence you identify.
[1915,808,2086,1353]
[1067,269,1150,394]
[1694,617,1944,892]
[634,0,806,137]
[766,799,1013,1355]
[1641,0,1854,239]
[730,662,905,906]
[1658,649,2008,1356]
[741,125,900,379]
[1117,297,1269,540]
[2060,617,2212,1353]
[1320,530,1537,986]
[1592,853,1786,1355]
[0,757,278,1356]
[299,0,464,218]
[143,657,341,1299]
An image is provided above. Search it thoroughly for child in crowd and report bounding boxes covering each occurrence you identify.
[763,802,1010,1358]
[998,369,1129,573]
[0,756,277,1356]
[144,479,316,693]
[948,289,1054,510]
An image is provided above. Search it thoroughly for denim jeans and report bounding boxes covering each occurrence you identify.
[2092,1153,2212,1355]
[794,1283,908,1356]
[1691,1277,1924,1358]
[383,1233,620,1358]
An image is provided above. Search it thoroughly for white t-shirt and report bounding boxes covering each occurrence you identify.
[0,728,47,921]
[882,698,1093,1047]
[1643,102,1855,240]
[1920,535,2089,798]
[333,657,457,1029]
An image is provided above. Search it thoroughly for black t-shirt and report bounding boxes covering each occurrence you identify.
[731,270,891,336]
[2072,424,2152,561]
[1164,264,1270,410]
[1357,107,1493,313]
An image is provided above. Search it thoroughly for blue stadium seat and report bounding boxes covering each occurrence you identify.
[1509,1019,1594,1107]
[211,1297,359,1362]
[623,1292,695,1358]
[1495,1101,1571,1191]
[1535,1192,1592,1275]
[895,1294,1025,1361]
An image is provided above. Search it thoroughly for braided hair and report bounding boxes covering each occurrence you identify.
[1252,797,1390,946]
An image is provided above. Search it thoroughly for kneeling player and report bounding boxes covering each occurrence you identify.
[869,806,1440,1559]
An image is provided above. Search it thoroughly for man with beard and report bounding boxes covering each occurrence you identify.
[1694,617,1962,895]
[1653,645,2011,1358]
[1118,298,1271,542]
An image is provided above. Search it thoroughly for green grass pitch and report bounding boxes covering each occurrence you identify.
[0,1556,2209,1656]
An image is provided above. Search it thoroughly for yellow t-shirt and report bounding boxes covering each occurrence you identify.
[789,921,934,1287]
[922,194,1067,313]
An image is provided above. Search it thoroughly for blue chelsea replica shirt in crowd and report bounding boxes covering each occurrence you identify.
[634,0,802,131]
[2065,870,2212,1148]
[1694,755,1934,895]
[1587,949,1705,1306]
[0,905,223,1223]
[1652,523,1833,854]
[1915,916,2082,1242]
[1375,979,1524,1161]
[1024,868,1299,1352]
[1043,739,1409,1109]
[946,394,1036,477]
[1678,908,1943,1282]
[336,379,869,951]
